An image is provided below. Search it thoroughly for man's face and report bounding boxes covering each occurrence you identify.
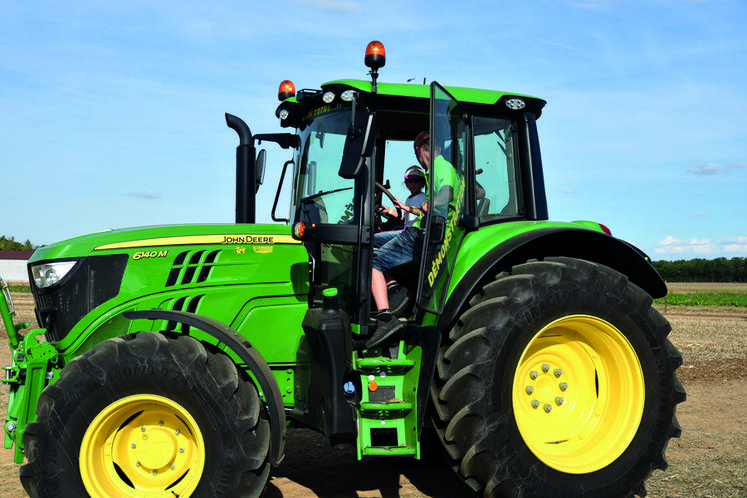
[416,146,430,170]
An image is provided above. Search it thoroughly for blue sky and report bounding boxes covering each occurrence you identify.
[2,0,745,261]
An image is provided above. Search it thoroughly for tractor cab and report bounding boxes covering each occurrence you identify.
[270,41,548,335]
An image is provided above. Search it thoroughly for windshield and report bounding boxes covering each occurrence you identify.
[293,109,357,225]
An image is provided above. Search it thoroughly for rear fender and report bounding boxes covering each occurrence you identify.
[123,309,287,466]
[441,227,666,330]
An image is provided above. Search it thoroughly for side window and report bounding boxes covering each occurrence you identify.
[473,117,523,221]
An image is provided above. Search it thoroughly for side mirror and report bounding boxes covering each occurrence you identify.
[255,149,266,193]
[338,113,375,179]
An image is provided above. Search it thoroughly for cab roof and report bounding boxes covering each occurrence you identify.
[276,79,546,130]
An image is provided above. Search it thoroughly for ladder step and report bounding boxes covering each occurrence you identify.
[362,445,417,456]
[360,401,413,416]
[357,358,415,375]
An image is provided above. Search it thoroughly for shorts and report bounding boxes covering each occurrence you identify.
[373,230,401,249]
[372,226,424,273]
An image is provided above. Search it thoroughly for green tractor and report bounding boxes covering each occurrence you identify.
[2,41,684,497]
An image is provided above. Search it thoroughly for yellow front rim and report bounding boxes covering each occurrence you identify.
[80,394,205,497]
[512,315,645,474]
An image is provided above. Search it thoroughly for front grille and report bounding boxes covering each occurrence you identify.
[32,255,128,342]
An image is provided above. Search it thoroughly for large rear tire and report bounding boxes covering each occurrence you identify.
[21,332,272,497]
[431,257,685,497]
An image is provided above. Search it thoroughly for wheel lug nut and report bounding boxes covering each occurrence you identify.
[532,400,540,408]
[175,429,180,435]
[556,397,565,405]
[530,371,539,380]
[544,404,553,413]
[170,464,176,470]
[141,426,146,432]
[554,368,562,377]
[542,364,550,373]
[152,470,157,476]
[525,386,534,394]
[179,447,185,453]
[559,382,568,391]
[136,461,141,466]
[131,443,136,449]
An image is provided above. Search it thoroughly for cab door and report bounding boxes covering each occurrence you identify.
[416,83,470,316]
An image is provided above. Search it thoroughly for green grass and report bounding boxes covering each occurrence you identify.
[654,292,747,308]
[6,284,30,293]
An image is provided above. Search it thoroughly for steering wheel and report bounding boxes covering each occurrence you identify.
[375,181,403,232]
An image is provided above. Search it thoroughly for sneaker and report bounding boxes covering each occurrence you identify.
[365,318,405,349]
[388,284,411,318]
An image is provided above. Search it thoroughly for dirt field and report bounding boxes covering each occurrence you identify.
[1,292,745,497]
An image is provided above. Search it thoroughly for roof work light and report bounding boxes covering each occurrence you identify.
[278,80,296,101]
[364,41,386,94]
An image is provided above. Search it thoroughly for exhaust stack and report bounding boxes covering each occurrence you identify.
[225,113,256,224]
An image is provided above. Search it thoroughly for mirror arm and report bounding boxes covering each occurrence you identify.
[255,133,300,150]
[272,160,293,223]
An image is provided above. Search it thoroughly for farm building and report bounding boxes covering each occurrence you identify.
[0,251,33,283]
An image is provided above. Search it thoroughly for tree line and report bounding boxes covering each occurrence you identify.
[0,236,37,251]
[653,257,747,283]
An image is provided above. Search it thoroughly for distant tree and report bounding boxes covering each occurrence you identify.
[653,257,746,283]
[0,236,36,251]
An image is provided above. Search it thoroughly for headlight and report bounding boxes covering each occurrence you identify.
[31,261,79,289]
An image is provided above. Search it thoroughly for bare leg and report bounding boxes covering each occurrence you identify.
[372,268,389,311]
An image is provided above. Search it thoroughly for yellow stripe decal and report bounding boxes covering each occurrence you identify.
[95,234,300,251]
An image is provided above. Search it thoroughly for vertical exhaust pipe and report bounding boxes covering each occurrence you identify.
[225,113,256,224]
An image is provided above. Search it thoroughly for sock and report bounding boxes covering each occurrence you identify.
[377,309,393,322]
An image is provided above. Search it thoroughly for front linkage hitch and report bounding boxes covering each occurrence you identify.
[1,277,60,463]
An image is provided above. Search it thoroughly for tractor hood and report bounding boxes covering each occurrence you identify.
[29,223,300,263]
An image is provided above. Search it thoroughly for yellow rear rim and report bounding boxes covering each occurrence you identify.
[512,315,645,474]
[80,394,205,497]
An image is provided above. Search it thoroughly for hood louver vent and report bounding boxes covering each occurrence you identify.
[165,250,220,287]
[164,294,205,332]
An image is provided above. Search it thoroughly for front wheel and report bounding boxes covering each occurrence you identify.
[21,332,272,498]
[432,257,686,497]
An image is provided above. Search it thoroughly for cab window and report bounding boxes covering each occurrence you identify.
[473,117,524,221]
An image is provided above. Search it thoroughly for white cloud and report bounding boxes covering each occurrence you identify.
[291,0,361,12]
[687,162,726,175]
[654,235,716,255]
[655,235,747,256]
[723,236,747,254]
[126,190,161,200]
[687,162,747,175]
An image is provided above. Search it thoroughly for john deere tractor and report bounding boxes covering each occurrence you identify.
[1,41,684,497]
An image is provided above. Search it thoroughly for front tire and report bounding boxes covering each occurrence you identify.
[432,257,685,497]
[21,332,272,497]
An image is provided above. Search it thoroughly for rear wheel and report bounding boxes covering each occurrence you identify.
[21,332,272,498]
[432,257,685,497]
